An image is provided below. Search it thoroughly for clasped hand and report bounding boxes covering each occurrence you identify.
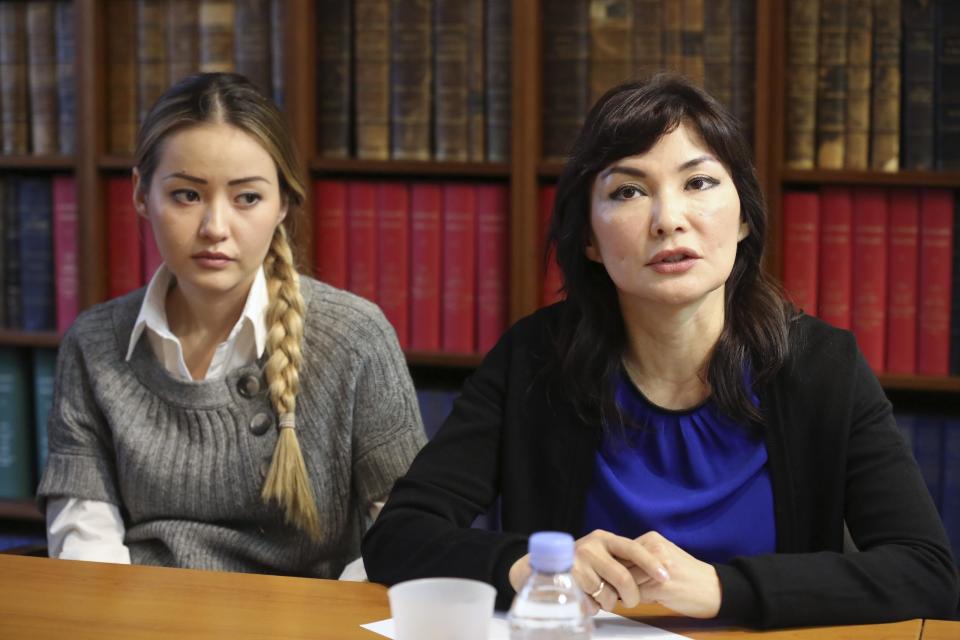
[508,529,721,618]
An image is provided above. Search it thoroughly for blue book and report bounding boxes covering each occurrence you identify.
[941,417,960,564]
[0,348,31,498]
[18,177,54,331]
[4,176,21,328]
[911,415,944,513]
[31,348,56,478]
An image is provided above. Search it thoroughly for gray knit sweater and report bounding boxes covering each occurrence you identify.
[38,277,426,578]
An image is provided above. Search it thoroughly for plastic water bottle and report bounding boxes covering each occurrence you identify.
[508,531,592,639]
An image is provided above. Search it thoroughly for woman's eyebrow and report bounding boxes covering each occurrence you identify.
[600,154,719,180]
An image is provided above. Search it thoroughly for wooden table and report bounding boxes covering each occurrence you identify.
[920,619,960,639]
[0,554,937,639]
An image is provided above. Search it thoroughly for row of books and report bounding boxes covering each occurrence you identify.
[896,411,960,563]
[1,175,77,334]
[0,347,54,500]
[0,1,74,155]
[314,180,508,355]
[316,0,511,163]
[785,0,959,171]
[106,0,286,155]
[543,0,757,160]
[781,187,957,376]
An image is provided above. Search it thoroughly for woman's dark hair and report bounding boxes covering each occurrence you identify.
[547,73,792,432]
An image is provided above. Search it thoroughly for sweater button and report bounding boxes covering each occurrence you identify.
[238,374,261,398]
[249,412,273,436]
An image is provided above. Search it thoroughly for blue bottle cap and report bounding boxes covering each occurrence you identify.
[528,531,574,573]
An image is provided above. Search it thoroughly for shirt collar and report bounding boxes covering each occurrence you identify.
[125,264,271,362]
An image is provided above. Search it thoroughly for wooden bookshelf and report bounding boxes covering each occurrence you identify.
[782,169,960,189]
[0,156,75,171]
[0,331,60,349]
[0,501,42,523]
[311,158,511,178]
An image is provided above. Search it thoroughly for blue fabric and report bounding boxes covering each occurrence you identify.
[581,372,776,564]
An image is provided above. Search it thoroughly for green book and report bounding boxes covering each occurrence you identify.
[31,347,56,478]
[0,347,31,498]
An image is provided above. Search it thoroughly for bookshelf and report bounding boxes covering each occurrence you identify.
[0,0,958,525]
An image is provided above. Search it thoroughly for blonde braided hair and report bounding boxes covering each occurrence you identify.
[261,224,320,539]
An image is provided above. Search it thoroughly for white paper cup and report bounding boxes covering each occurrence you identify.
[387,577,496,640]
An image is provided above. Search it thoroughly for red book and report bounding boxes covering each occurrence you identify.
[817,187,853,329]
[540,185,563,306]
[781,191,819,315]
[410,183,442,351]
[886,190,920,374]
[106,177,142,298]
[347,181,378,302]
[442,183,477,353]
[476,183,509,354]
[314,179,348,289]
[377,182,410,348]
[917,189,954,375]
[52,175,78,334]
[851,188,888,372]
[140,218,163,283]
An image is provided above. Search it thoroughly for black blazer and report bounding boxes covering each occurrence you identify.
[363,304,958,627]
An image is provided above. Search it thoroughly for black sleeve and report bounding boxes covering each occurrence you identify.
[716,349,959,627]
[362,327,528,610]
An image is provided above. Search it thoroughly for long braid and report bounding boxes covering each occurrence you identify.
[261,224,321,539]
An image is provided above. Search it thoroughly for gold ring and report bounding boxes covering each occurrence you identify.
[589,579,605,600]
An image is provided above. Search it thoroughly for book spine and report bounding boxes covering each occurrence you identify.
[167,0,199,86]
[52,175,78,335]
[235,0,272,94]
[476,183,508,354]
[410,183,442,351]
[662,0,683,73]
[390,0,432,161]
[442,184,477,353]
[140,218,163,282]
[681,0,704,86]
[952,193,960,375]
[347,181,378,302]
[465,0,484,161]
[730,0,756,146]
[199,0,235,73]
[589,0,634,105]
[376,182,411,348]
[911,415,943,513]
[137,0,169,127]
[542,0,588,161]
[703,0,733,110]
[269,0,284,107]
[632,0,662,80]
[26,2,57,155]
[935,1,960,169]
[313,179,349,289]
[31,347,56,477]
[917,189,954,376]
[902,0,936,170]
[844,0,872,169]
[4,177,21,328]
[106,177,143,298]
[816,0,848,168]
[851,187,888,372]
[785,0,819,168]
[0,179,7,326]
[485,0,510,162]
[781,191,820,317]
[941,418,960,562]
[54,0,75,155]
[106,0,137,155]
[0,348,31,499]
[18,177,54,331]
[886,189,919,374]
[869,0,900,171]
[817,187,853,329]
[315,0,351,158]
[540,185,563,306]
[434,0,469,161]
[354,0,390,160]
[0,2,28,154]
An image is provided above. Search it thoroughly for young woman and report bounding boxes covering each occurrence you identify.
[363,75,959,627]
[39,73,425,578]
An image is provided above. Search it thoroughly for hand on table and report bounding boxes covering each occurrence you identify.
[628,531,722,619]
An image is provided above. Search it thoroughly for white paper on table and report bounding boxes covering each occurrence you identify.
[360,610,693,639]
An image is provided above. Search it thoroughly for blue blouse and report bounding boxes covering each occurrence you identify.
[581,372,776,563]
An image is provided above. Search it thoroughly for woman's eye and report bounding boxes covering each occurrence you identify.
[687,176,719,191]
[237,192,262,206]
[171,189,200,204]
[612,184,644,200]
